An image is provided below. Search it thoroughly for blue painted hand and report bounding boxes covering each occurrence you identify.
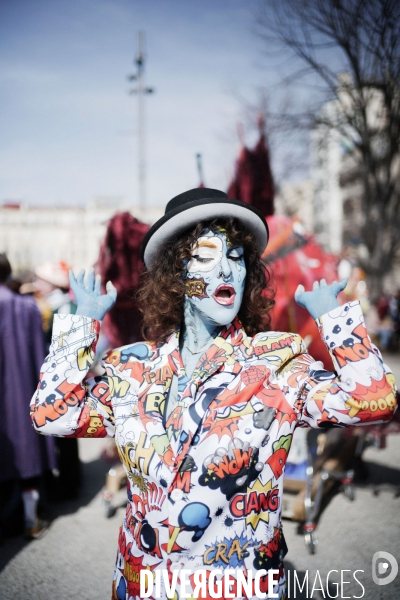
[294,278,348,320]
[69,269,117,321]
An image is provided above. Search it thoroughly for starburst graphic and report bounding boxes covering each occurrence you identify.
[245,478,276,530]
[185,277,208,299]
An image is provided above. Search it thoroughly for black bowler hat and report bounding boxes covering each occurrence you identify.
[140,188,269,268]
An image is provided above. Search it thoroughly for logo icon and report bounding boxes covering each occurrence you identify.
[372,551,398,586]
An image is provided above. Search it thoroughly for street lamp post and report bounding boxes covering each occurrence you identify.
[128,31,154,211]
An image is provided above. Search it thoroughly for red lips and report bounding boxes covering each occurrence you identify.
[212,284,236,306]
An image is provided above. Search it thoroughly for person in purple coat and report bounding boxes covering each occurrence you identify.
[0,254,56,538]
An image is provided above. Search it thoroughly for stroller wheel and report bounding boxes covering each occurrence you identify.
[343,484,355,501]
[102,492,116,518]
[304,531,317,554]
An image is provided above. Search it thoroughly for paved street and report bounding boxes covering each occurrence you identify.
[0,355,399,600]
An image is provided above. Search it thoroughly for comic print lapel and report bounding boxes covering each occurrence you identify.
[136,332,183,470]
[172,319,256,468]
[190,317,248,386]
[161,323,243,459]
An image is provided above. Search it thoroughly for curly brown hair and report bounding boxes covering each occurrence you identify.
[137,217,275,343]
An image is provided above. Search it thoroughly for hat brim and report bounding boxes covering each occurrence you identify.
[141,198,269,268]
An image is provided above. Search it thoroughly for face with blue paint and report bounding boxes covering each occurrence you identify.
[184,229,246,327]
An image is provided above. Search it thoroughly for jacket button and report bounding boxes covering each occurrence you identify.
[170,489,184,501]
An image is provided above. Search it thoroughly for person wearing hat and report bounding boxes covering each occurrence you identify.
[31,189,396,599]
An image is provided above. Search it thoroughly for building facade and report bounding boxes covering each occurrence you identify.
[310,101,344,255]
[0,200,163,274]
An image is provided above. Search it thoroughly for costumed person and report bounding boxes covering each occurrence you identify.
[0,253,56,538]
[96,211,149,350]
[30,189,397,599]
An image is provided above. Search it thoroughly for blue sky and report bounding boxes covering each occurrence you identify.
[0,0,286,208]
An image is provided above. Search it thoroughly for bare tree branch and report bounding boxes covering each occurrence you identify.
[254,0,400,295]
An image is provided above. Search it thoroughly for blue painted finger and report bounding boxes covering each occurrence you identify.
[294,284,305,302]
[85,269,95,292]
[77,269,85,286]
[94,274,102,295]
[330,278,347,296]
[106,281,117,303]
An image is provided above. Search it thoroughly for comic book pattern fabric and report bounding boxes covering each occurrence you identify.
[30,301,396,600]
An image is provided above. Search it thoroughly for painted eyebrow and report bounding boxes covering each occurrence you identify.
[195,241,218,249]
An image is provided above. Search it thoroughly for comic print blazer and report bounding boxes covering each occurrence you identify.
[31,301,397,600]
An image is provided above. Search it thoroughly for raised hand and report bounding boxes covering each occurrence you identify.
[69,269,117,321]
[294,278,347,320]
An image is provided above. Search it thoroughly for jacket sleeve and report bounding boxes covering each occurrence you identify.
[276,301,397,428]
[30,314,115,438]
